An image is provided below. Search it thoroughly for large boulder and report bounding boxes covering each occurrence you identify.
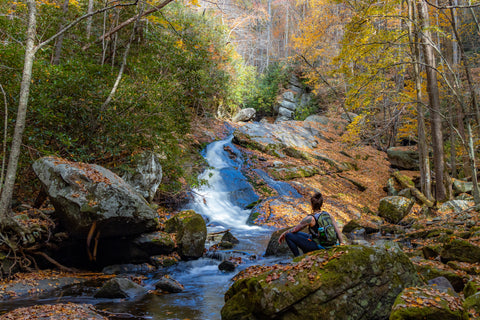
[221,242,421,320]
[132,231,176,256]
[378,196,415,224]
[32,156,158,238]
[264,227,293,257]
[387,146,419,170]
[122,151,163,202]
[232,108,256,123]
[165,210,207,260]
[438,200,474,214]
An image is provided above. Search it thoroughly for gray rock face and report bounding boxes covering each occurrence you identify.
[122,151,163,202]
[222,242,421,320]
[232,108,256,122]
[304,114,330,126]
[94,277,147,299]
[378,196,415,224]
[387,146,419,170]
[32,156,158,238]
[233,121,318,152]
[264,227,293,257]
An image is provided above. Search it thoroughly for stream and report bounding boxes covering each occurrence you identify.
[0,135,283,319]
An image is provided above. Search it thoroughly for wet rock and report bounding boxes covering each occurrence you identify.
[94,277,147,299]
[102,263,156,275]
[232,108,256,123]
[218,260,236,272]
[32,156,158,238]
[221,231,239,244]
[264,227,293,257]
[222,242,421,320]
[154,275,184,293]
[378,196,415,224]
[391,286,467,320]
[132,231,176,256]
[122,151,163,202]
[165,210,207,260]
[149,253,180,268]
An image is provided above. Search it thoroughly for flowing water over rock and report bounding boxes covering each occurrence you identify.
[0,135,279,320]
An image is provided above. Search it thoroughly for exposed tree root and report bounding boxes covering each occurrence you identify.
[32,251,76,273]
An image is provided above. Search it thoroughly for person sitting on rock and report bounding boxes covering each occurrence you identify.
[278,192,344,257]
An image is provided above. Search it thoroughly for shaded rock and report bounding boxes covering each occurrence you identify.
[441,237,480,264]
[222,242,421,320]
[218,260,236,272]
[247,196,310,228]
[464,281,480,298]
[412,258,466,293]
[165,210,207,260]
[464,292,480,318]
[132,231,176,256]
[342,218,381,235]
[122,151,163,202]
[438,200,474,213]
[452,179,477,194]
[387,146,419,170]
[378,196,415,224]
[102,263,156,275]
[264,227,294,257]
[428,277,457,294]
[154,276,184,293]
[32,156,158,238]
[390,286,468,320]
[232,108,256,123]
[94,277,147,299]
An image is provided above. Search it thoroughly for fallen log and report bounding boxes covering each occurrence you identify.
[392,171,434,208]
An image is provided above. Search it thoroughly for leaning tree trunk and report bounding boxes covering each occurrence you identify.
[417,0,447,202]
[0,0,37,231]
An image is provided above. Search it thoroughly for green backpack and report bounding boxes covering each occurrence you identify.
[310,211,338,247]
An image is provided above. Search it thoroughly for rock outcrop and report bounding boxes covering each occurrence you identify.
[33,156,158,238]
[165,210,207,260]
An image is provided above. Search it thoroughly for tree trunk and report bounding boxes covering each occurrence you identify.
[52,0,70,65]
[417,0,447,202]
[0,0,37,227]
[408,0,432,201]
[86,0,94,38]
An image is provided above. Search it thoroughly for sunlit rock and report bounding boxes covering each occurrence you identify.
[378,196,415,224]
[165,210,207,260]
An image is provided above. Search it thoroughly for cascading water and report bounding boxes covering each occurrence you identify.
[0,134,279,320]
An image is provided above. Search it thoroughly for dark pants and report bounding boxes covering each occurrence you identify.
[285,232,324,257]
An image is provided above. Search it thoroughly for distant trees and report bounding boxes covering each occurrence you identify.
[293,0,480,205]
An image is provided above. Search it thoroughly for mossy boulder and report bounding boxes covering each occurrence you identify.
[221,242,421,320]
[386,146,419,170]
[378,196,415,224]
[464,292,480,317]
[390,286,468,320]
[165,210,207,260]
[440,237,480,264]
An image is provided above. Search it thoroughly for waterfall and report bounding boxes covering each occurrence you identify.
[188,134,260,231]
